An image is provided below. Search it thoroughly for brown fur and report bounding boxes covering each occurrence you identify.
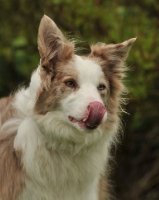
[0,97,25,200]
[34,58,79,114]
[34,15,75,114]
[99,175,113,200]
[38,15,74,84]
[0,132,25,200]
[88,40,135,134]
[0,96,15,127]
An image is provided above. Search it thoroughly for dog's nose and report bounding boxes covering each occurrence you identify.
[85,101,106,130]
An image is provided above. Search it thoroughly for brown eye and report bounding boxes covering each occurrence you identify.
[98,84,106,90]
[65,80,76,88]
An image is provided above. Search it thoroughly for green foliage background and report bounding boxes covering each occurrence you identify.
[0,0,159,199]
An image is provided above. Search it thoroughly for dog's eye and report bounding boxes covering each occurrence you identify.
[65,80,76,88]
[98,84,106,90]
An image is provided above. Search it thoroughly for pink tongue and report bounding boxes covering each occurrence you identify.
[84,101,106,129]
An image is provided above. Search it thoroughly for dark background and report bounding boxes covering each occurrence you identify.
[0,0,159,199]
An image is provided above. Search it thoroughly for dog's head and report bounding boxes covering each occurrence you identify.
[33,15,135,139]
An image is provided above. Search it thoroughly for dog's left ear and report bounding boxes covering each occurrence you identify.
[38,15,74,75]
[90,38,136,73]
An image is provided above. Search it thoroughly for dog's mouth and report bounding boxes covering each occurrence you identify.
[68,101,106,130]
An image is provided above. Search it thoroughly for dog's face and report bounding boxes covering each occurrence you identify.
[34,15,135,134]
[58,56,108,131]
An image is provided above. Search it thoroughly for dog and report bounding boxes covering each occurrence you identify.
[0,15,135,200]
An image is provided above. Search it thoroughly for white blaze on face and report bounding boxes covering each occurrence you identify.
[74,56,105,90]
[62,55,107,130]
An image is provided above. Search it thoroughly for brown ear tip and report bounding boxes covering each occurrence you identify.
[40,15,52,23]
[125,37,137,45]
[40,15,57,29]
[129,37,137,43]
[42,14,49,19]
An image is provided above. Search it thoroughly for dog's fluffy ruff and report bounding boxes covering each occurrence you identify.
[0,15,135,200]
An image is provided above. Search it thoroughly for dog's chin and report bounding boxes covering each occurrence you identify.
[68,116,98,131]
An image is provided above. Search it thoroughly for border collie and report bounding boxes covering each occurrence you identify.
[0,15,136,200]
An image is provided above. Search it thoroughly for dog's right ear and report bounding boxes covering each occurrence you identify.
[38,15,74,75]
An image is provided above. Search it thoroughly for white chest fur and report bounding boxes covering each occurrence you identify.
[14,118,109,200]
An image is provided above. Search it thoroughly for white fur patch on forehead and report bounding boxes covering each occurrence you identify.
[74,56,104,85]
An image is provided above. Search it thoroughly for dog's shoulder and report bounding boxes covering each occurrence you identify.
[0,96,26,200]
